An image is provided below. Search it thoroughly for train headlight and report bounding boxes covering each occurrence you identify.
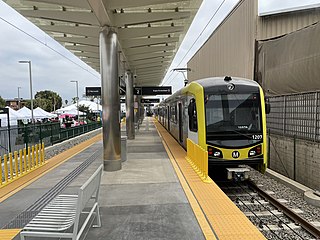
[208,147,223,158]
[248,145,262,157]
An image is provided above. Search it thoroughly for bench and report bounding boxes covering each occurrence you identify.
[20,164,103,240]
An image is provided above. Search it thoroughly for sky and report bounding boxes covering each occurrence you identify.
[1,0,320,104]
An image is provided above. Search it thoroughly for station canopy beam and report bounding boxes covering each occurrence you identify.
[4,0,202,85]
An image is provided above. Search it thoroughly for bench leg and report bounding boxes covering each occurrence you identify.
[93,205,101,228]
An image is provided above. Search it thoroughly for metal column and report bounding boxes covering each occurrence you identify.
[125,71,135,139]
[100,26,121,171]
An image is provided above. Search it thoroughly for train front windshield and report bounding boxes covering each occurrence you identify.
[205,93,262,147]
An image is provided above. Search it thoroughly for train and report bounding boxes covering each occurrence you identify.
[154,76,270,180]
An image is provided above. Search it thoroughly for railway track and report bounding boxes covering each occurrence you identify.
[218,180,320,240]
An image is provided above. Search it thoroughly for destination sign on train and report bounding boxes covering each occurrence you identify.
[141,98,160,103]
[85,87,101,96]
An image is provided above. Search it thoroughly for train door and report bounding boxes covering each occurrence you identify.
[187,97,198,144]
[167,106,170,131]
[178,102,183,142]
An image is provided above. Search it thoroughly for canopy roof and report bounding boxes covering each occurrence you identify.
[4,0,202,86]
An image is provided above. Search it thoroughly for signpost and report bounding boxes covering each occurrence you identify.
[85,86,172,96]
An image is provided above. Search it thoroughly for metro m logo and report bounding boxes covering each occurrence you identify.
[232,151,240,159]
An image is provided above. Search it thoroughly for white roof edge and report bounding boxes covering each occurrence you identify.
[259,3,320,17]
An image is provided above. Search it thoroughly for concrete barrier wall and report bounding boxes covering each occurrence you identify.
[269,134,320,191]
[45,128,102,160]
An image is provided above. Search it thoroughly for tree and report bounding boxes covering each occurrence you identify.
[33,90,62,112]
[71,97,78,104]
[0,96,5,108]
[78,104,94,120]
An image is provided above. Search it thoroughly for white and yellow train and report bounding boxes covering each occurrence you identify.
[155,76,270,179]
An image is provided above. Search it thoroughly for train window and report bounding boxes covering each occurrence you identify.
[188,98,198,132]
[170,105,177,123]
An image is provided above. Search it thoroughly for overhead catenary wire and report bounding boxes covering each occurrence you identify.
[0,16,100,80]
[162,0,227,86]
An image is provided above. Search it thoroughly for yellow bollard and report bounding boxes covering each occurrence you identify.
[28,147,31,170]
[19,150,23,175]
[31,146,35,168]
[41,142,45,163]
[23,148,27,172]
[3,154,8,182]
[35,144,39,167]
[14,151,19,178]
[9,153,13,180]
[38,143,42,164]
[0,155,2,185]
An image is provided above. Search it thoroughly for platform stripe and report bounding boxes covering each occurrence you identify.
[0,229,21,239]
[154,120,266,240]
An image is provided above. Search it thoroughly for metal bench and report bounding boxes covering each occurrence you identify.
[20,164,103,240]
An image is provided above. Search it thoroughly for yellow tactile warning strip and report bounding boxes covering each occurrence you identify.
[162,136,218,240]
[0,134,102,203]
[154,120,266,240]
[0,229,21,240]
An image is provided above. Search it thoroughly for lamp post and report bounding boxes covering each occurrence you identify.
[70,80,79,119]
[18,60,34,123]
[17,86,21,109]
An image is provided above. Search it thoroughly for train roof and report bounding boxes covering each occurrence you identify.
[160,76,260,105]
[194,76,259,88]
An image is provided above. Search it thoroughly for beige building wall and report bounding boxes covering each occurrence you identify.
[188,0,258,81]
[257,8,320,40]
[188,0,320,82]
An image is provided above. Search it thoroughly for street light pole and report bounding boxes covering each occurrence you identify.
[70,80,79,119]
[17,87,21,109]
[19,60,34,123]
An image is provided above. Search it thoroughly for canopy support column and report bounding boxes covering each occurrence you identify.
[100,26,121,171]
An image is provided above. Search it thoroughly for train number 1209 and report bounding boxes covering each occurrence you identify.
[252,135,263,140]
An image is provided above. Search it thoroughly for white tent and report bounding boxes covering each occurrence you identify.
[56,100,101,114]
[34,107,57,118]
[78,100,102,112]
[0,107,25,127]
[56,105,77,114]
[17,106,32,118]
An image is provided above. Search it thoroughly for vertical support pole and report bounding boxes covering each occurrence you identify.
[100,26,121,171]
[283,96,286,135]
[42,143,45,163]
[125,71,135,140]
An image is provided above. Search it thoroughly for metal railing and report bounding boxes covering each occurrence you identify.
[0,121,102,157]
[1,143,45,187]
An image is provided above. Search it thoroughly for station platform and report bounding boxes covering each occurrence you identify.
[0,117,265,240]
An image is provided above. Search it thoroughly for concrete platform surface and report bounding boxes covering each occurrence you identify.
[0,117,204,240]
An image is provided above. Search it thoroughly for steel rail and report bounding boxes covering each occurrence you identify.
[247,180,320,239]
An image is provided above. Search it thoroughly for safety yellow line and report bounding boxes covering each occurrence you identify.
[0,229,21,240]
[154,122,217,240]
[0,134,102,203]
